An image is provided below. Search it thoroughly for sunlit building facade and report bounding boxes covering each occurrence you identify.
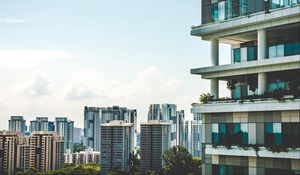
[191,0,300,174]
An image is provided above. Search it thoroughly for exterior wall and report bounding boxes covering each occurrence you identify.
[55,117,74,152]
[140,123,171,172]
[9,116,26,134]
[84,106,137,152]
[200,110,300,174]
[64,149,100,164]
[30,117,50,132]
[100,123,134,175]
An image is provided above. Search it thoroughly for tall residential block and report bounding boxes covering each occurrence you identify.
[8,116,26,134]
[84,106,137,152]
[55,117,74,152]
[190,1,300,174]
[140,120,171,172]
[30,117,53,132]
[184,119,202,157]
[0,131,22,175]
[29,131,64,172]
[100,120,134,175]
[147,104,185,146]
[73,127,84,144]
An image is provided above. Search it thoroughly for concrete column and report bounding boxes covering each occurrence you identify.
[257,29,267,95]
[210,79,219,99]
[210,38,219,98]
[257,29,267,60]
[258,73,267,95]
[211,38,219,66]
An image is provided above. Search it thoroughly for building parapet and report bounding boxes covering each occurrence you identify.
[205,144,300,159]
[191,99,300,113]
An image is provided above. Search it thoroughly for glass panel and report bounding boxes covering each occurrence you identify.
[233,123,241,145]
[269,45,277,58]
[265,123,274,145]
[233,48,241,63]
[213,3,219,22]
[212,124,219,144]
[276,44,284,57]
[232,86,241,99]
[240,47,247,62]
[284,42,294,56]
[241,123,248,144]
[247,47,256,61]
[219,123,226,144]
[240,0,247,15]
[219,1,226,21]
[271,0,281,9]
[226,123,234,145]
[273,123,282,145]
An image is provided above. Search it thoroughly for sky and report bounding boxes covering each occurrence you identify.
[0,0,231,130]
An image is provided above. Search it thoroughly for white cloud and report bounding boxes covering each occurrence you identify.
[21,71,55,96]
[0,49,78,66]
[0,17,35,23]
[64,66,181,101]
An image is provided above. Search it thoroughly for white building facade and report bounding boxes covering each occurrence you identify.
[191,1,300,174]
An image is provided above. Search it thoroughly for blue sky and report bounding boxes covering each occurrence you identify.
[0,0,230,129]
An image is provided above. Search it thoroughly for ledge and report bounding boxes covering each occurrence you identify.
[190,55,300,79]
[191,99,300,113]
[205,144,300,159]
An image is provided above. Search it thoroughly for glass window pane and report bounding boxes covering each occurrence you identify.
[273,123,282,145]
[265,123,274,145]
[218,1,226,21]
[247,47,256,61]
[232,86,241,99]
[241,47,247,62]
[212,124,219,144]
[213,3,219,22]
[241,123,248,144]
[276,45,284,57]
[269,45,277,58]
[233,48,241,63]
[219,123,226,144]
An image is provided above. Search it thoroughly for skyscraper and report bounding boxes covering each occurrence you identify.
[140,120,171,172]
[190,1,300,174]
[100,120,134,175]
[84,106,137,152]
[147,104,185,146]
[0,131,22,175]
[55,117,74,152]
[29,131,64,172]
[184,119,202,157]
[8,116,26,134]
[73,127,84,144]
[30,117,51,132]
[64,148,100,164]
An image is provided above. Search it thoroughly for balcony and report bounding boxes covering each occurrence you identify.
[191,55,300,79]
[205,144,300,159]
[192,4,300,40]
[191,98,300,113]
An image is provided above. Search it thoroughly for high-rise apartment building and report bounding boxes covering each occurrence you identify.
[100,120,134,175]
[8,116,26,134]
[184,119,202,157]
[84,106,137,152]
[147,104,185,146]
[0,131,22,175]
[73,127,84,144]
[140,120,171,172]
[55,117,74,152]
[29,131,64,172]
[190,1,300,174]
[64,148,100,164]
[30,117,54,132]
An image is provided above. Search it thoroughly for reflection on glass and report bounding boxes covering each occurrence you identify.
[233,48,241,63]
[212,123,219,144]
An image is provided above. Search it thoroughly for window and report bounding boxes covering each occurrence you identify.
[247,47,257,61]
[265,123,282,146]
[233,48,241,63]
[219,123,227,144]
[212,124,219,144]
[282,123,300,147]
[219,1,226,21]
[213,3,219,22]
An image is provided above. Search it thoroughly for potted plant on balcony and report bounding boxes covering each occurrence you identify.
[227,79,237,90]
[199,93,214,104]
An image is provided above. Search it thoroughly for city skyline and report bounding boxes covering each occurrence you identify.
[0,0,231,130]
